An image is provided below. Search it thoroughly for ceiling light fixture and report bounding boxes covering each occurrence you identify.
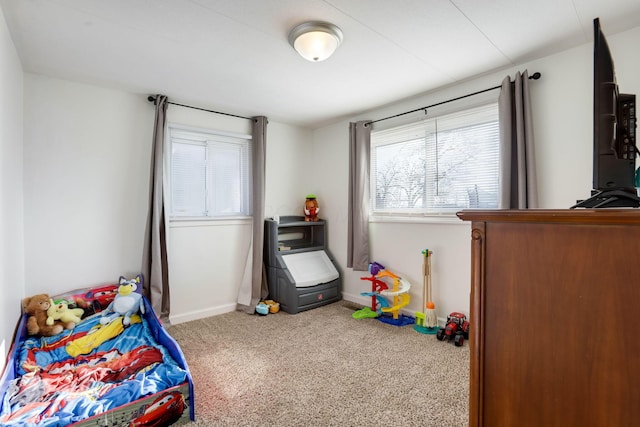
[288,21,343,62]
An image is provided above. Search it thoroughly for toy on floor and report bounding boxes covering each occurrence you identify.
[359,262,389,312]
[414,249,438,335]
[352,262,413,326]
[436,312,470,347]
[352,293,389,319]
[378,270,412,325]
[353,262,387,319]
[256,303,269,315]
[256,300,280,315]
[265,300,280,313]
[100,275,145,326]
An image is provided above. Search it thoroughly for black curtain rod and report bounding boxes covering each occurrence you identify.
[367,71,541,126]
[147,95,252,121]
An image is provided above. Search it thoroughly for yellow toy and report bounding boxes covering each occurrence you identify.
[66,314,142,357]
[353,262,413,326]
[414,249,438,334]
[47,299,84,328]
[378,270,411,320]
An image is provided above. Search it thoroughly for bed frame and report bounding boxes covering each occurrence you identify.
[0,286,195,426]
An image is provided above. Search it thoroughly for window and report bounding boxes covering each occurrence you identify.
[371,103,499,215]
[169,125,252,218]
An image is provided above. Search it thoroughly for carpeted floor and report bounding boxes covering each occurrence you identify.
[168,301,469,426]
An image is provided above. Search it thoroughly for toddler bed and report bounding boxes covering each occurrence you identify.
[0,278,194,427]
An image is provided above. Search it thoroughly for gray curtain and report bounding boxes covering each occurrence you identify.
[498,71,538,208]
[142,94,170,321]
[347,121,371,271]
[237,116,269,313]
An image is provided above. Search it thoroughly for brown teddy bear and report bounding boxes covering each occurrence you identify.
[22,294,70,337]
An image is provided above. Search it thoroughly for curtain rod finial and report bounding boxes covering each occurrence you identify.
[530,72,541,80]
[147,95,156,104]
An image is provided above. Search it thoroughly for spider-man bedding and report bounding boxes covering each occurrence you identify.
[0,282,194,427]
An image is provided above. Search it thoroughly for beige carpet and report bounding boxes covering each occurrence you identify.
[168,301,469,426]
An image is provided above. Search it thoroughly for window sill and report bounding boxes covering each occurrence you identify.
[170,216,252,228]
[369,214,466,225]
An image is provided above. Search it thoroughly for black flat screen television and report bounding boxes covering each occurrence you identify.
[572,18,638,208]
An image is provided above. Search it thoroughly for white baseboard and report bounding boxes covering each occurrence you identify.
[169,303,237,325]
[341,292,368,307]
[170,298,450,328]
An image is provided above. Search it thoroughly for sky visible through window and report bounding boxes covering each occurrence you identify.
[372,104,499,213]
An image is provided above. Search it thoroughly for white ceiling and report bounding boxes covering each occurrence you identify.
[2,0,640,128]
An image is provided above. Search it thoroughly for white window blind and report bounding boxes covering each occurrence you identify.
[371,103,499,214]
[169,126,252,218]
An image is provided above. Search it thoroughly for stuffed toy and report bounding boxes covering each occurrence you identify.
[47,299,84,328]
[304,194,320,222]
[22,294,66,337]
[100,275,145,326]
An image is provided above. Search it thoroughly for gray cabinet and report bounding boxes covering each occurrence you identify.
[264,216,341,313]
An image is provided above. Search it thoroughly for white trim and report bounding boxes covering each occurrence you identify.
[169,303,238,324]
[170,217,252,227]
[369,214,466,225]
[168,122,251,140]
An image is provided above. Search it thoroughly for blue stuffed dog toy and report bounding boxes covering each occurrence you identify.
[100,275,145,326]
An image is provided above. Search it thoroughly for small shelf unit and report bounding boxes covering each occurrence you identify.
[264,216,341,314]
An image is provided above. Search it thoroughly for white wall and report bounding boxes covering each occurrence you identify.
[23,75,155,293]
[166,107,313,323]
[265,122,314,218]
[20,76,312,325]
[0,5,24,373]
[312,25,640,322]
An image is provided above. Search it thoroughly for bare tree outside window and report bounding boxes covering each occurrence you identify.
[371,104,499,214]
[375,140,426,209]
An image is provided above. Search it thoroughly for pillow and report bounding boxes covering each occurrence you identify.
[50,275,144,318]
[51,283,120,318]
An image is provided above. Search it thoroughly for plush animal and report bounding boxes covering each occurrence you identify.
[304,195,320,222]
[100,275,145,326]
[47,299,84,328]
[22,294,66,337]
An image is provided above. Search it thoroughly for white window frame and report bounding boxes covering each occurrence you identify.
[370,102,500,218]
[168,123,252,220]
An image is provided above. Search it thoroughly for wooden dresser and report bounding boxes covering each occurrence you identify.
[457,209,640,427]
